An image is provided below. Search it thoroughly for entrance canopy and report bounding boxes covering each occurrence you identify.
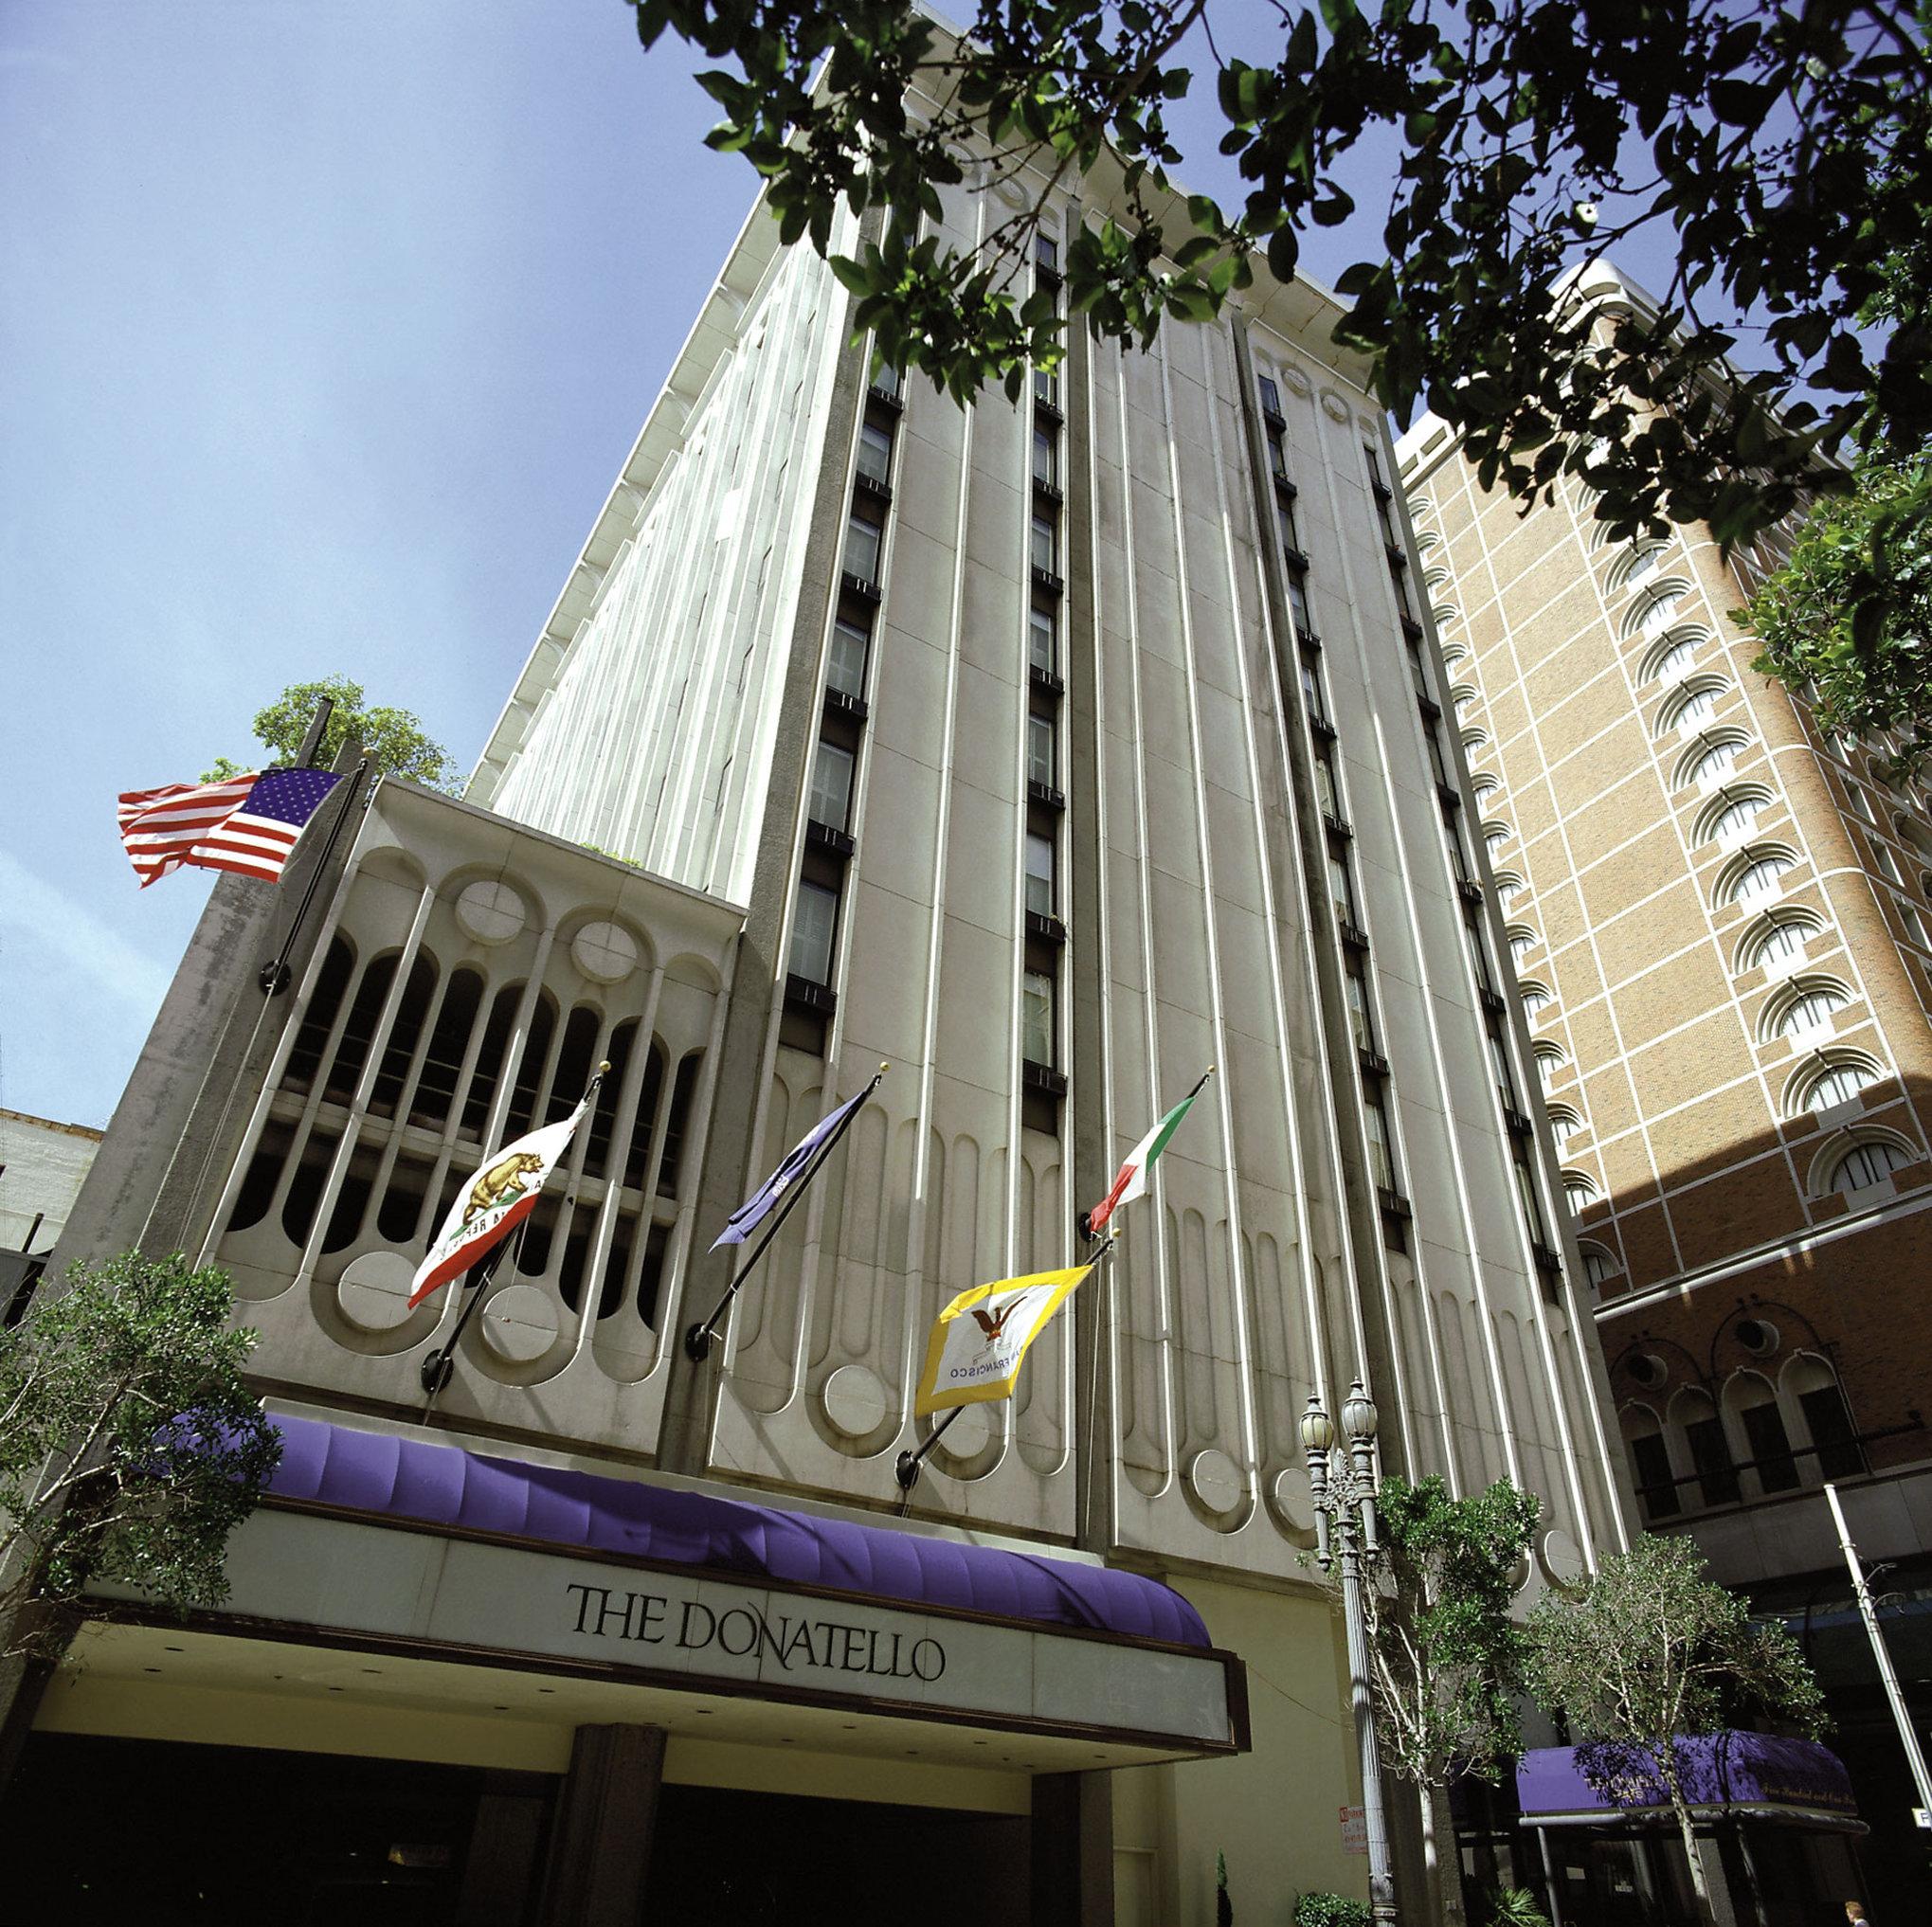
[267,1414,1208,1647]
[1518,1733,1863,1833]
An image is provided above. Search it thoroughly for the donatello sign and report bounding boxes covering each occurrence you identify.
[565,1580,948,1684]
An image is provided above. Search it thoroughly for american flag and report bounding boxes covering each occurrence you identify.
[117,766,347,888]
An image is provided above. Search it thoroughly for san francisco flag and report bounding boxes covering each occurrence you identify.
[914,1265,1092,1418]
[1086,1067,1214,1237]
[407,1096,594,1309]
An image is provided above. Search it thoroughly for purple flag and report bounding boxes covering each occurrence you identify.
[711,1086,870,1250]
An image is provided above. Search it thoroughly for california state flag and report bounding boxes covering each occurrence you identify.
[914,1266,1092,1418]
[1086,1068,1213,1236]
[407,1101,590,1309]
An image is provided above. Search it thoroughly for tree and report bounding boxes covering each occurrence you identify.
[0,1252,282,1663]
[203,675,459,790]
[1348,1474,1542,1927]
[630,0,1930,551]
[1740,456,1932,781]
[1526,1533,1826,1920]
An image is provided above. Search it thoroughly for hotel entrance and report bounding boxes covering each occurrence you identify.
[1,1734,1030,1927]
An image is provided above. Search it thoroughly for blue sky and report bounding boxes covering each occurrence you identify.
[0,2,1651,1133]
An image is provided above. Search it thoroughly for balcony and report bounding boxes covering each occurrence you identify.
[1338,917,1370,952]
[1026,909,1068,945]
[1436,780,1461,810]
[1033,477,1065,506]
[1385,540,1408,570]
[823,687,869,722]
[805,819,856,858]
[1377,1185,1413,1222]
[1478,986,1507,1017]
[853,473,894,506]
[785,974,839,1015]
[1029,663,1065,697]
[1399,614,1424,643]
[1282,546,1310,575]
[1031,566,1065,599]
[1456,877,1485,909]
[1022,1060,1069,1098]
[1323,810,1352,839]
[1028,779,1066,812]
[868,381,905,415]
[841,571,883,605]
[1358,1046,1390,1078]
[1503,1105,1534,1137]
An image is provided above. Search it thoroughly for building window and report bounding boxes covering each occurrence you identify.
[857,421,894,487]
[1033,423,1058,489]
[1275,492,1301,554]
[1580,1246,1619,1293]
[1027,711,1056,788]
[1362,1089,1397,1191]
[1773,980,1848,1039]
[1025,832,1056,918]
[1288,571,1313,639]
[1312,738,1342,818]
[1344,951,1376,1053]
[1258,374,1282,417]
[870,358,902,400]
[1645,632,1701,684]
[1680,1398,1740,1507]
[1035,365,1060,408]
[1327,848,1360,927]
[1462,917,1496,995]
[1507,927,1538,967]
[1031,513,1057,577]
[1733,1382,1800,1494]
[1022,968,1055,1067]
[789,880,839,985]
[1662,682,1724,734]
[1799,1057,1878,1112]
[844,509,883,583]
[1029,602,1056,676]
[1703,793,1768,844]
[1300,645,1328,725]
[1035,231,1058,273]
[1682,739,1742,788]
[1794,1361,1866,1480]
[1424,724,1454,790]
[1268,426,1290,482]
[827,619,869,701]
[808,741,855,831]
[1512,1145,1550,1243]
[1728,850,1796,903]
[1831,1137,1910,1193]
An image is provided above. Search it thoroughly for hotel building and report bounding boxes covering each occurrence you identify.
[7,129,1632,1924]
[1398,262,1932,1911]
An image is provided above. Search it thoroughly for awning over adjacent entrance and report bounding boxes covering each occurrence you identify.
[268,1414,1209,1647]
[1518,1732,1864,1833]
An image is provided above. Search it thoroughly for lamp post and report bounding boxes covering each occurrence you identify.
[1303,1381,1399,1926]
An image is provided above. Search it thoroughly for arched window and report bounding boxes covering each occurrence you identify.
[1580,1243,1621,1293]
[1506,925,1539,967]
[1721,846,1797,906]
[1450,682,1478,714]
[1562,1169,1598,1215]
[1656,679,1727,737]
[1621,579,1690,639]
[1787,1052,1882,1115]
[1698,787,1772,845]
[1620,1404,1679,1522]
[1545,1102,1584,1144]
[1725,1373,1800,1495]
[1423,565,1451,591]
[1609,542,1668,591]
[1492,870,1526,907]
[1763,977,1850,1042]
[1461,726,1490,755]
[1442,642,1469,668]
[1675,733,1748,789]
[1483,820,1512,855]
[1670,1387,1740,1508]
[1471,772,1498,801]
[1785,1356,1866,1481]
[1640,625,1708,684]
[1532,1040,1566,1092]
[1829,1136,1911,1194]
[1433,604,1461,628]
[1518,980,1553,1018]
[1736,908,1823,972]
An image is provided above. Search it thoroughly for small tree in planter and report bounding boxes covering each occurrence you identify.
[1526,1534,1825,1923]
[0,1252,281,1664]
[1294,1895,1372,1927]
[1343,1474,1543,1927]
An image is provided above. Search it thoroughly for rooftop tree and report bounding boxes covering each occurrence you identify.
[204,675,458,790]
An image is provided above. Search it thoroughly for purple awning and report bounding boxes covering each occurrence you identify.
[265,1414,1211,1648]
[1518,1732,1859,1830]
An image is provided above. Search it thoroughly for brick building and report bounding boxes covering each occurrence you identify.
[1398,261,1932,1911]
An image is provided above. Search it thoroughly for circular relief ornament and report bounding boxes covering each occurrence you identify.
[456,879,528,945]
[933,1402,992,1461]
[1537,1528,1588,1595]
[1279,363,1312,398]
[1320,388,1352,424]
[1271,1464,1315,1530]
[1187,1447,1244,1519]
[822,1363,890,1441]
[571,919,639,985]
[337,1252,420,1334]
[478,1283,560,1364]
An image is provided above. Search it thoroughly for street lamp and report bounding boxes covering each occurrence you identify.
[1303,1381,1399,1926]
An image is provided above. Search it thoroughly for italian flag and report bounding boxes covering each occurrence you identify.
[1087,1068,1213,1236]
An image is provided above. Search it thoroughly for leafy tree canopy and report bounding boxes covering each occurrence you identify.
[630,0,1929,553]
[1356,1473,1542,1789]
[1741,455,1932,779]
[1527,1533,1824,1914]
[0,1252,281,1661]
[203,675,459,790]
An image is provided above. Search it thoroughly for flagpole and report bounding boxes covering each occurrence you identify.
[416,1060,612,1413]
[683,1064,888,1364]
[896,1232,1118,1506]
[260,758,369,997]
